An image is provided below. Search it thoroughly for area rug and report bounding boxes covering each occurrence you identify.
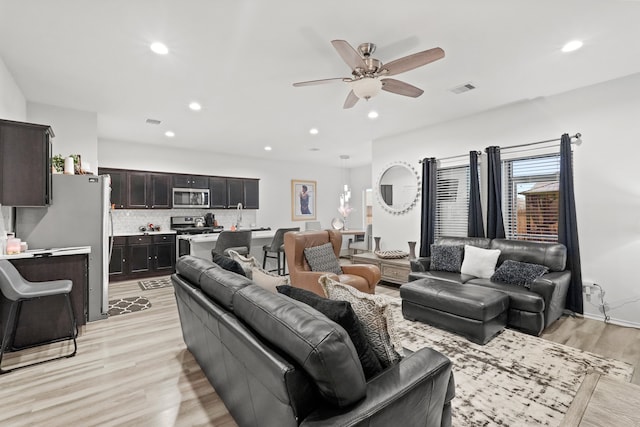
[107,296,151,317]
[138,277,172,290]
[386,298,634,426]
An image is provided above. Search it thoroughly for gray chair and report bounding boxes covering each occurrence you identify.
[211,230,252,257]
[0,260,77,374]
[262,227,299,275]
[348,224,373,260]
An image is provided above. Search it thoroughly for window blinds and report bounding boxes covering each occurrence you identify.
[435,165,470,238]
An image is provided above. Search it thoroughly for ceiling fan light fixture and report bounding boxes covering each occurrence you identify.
[350,77,382,100]
[562,40,583,53]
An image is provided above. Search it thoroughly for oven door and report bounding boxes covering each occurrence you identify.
[172,188,210,208]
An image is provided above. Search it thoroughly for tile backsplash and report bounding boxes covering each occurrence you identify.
[111,208,257,234]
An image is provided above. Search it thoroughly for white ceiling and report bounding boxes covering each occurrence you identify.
[1,0,639,167]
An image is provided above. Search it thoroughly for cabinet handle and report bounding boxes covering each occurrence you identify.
[148,256,152,260]
[122,259,126,263]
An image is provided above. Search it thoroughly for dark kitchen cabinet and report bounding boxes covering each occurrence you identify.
[227,178,260,209]
[108,236,127,277]
[100,168,126,209]
[109,234,176,281]
[209,176,228,209]
[0,119,53,207]
[124,171,171,209]
[173,174,208,189]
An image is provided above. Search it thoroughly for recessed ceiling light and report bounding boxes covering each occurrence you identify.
[368,111,379,119]
[561,40,583,53]
[264,146,272,151]
[165,131,175,137]
[189,102,202,111]
[309,128,319,135]
[150,42,169,55]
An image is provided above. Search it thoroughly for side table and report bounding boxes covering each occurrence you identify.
[351,252,410,285]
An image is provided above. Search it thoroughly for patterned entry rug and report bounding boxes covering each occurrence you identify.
[108,296,151,317]
[139,277,172,290]
[386,298,634,426]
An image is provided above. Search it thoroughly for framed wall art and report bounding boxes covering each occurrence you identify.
[291,179,317,221]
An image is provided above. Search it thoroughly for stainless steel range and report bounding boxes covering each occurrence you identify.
[170,216,223,235]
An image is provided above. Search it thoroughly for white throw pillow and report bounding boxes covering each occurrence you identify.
[227,249,261,279]
[251,266,290,293]
[460,245,501,279]
[319,275,404,368]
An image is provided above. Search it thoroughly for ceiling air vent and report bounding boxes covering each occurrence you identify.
[145,118,161,125]
[450,83,476,94]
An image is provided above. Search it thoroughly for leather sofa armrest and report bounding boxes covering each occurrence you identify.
[300,347,454,427]
[531,270,571,326]
[410,257,431,273]
[341,264,381,287]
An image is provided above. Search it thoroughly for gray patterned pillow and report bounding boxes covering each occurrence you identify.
[304,243,343,275]
[320,275,404,368]
[491,260,549,288]
[430,244,464,272]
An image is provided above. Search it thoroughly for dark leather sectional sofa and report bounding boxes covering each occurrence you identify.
[172,255,455,427]
[409,237,571,336]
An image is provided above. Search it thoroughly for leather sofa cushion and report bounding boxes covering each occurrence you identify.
[435,236,492,249]
[233,285,367,408]
[410,270,478,284]
[466,278,545,312]
[176,255,219,289]
[199,263,253,310]
[401,279,508,321]
[490,239,567,272]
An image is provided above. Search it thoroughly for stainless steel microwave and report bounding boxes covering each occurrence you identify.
[172,188,210,208]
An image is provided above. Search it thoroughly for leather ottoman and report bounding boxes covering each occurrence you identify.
[400,278,509,345]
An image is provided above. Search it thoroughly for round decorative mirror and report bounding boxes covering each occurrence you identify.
[376,161,421,214]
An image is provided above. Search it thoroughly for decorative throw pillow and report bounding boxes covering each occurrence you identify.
[460,245,501,279]
[251,267,289,293]
[430,244,464,272]
[319,275,404,368]
[276,285,383,379]
[491,260,549,288]
[211,252,246,277]
[304,243,343,275]
[227,249,261,279]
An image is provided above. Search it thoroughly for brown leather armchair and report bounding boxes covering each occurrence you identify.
[284,229,381,296]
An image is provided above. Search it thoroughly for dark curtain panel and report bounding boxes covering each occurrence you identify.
[558,133,583,314]
[486,146,506,239]
[468,151,485,237]
[419,157,437,257]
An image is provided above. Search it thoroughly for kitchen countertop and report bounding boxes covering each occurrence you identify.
[181,229,275,243]
[0,246,91,260]
[113,230,177,237]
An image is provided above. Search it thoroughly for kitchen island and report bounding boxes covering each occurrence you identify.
[0,246,89,348]
[177,229,276,267]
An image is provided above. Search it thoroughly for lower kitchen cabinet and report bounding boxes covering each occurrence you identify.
[108,234,176,281]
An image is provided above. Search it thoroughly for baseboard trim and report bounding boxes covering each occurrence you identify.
[581,312,640,329]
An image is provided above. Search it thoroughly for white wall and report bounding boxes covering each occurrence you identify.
[27,102,98,174]
[98,138,349,232]
[0,55,27,232]
[373,71,640,327]
[347,164,372,231]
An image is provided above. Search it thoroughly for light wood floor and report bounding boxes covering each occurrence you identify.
[0,280,638,426]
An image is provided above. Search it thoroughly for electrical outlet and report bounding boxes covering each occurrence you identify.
[584,285,591,295]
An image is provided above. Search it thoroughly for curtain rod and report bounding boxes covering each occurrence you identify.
[419,150,482,164]
[488,132,582,152]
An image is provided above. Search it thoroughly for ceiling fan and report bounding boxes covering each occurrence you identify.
[293,40,445,109]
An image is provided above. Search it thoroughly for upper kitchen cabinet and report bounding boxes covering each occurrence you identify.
[0,119,53,206]
[173,174,208,189]
[100,168,126,209]
[227,178,259,209]
[128,172,171,209]
[209,176,228,209]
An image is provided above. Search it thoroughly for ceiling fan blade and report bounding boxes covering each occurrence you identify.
[381,78,424,97]
[293,77,347,87]
[331,40,366,71]
[383,47,445,76]
[343,90,359,109]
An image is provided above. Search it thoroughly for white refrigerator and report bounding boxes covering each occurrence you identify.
[15,174,112,321]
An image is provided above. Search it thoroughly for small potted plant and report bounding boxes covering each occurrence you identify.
[51,154,65,173]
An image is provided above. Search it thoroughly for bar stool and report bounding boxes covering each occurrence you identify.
[0,260,77,374]
[262,227,299,275]
[211,230,252,257]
